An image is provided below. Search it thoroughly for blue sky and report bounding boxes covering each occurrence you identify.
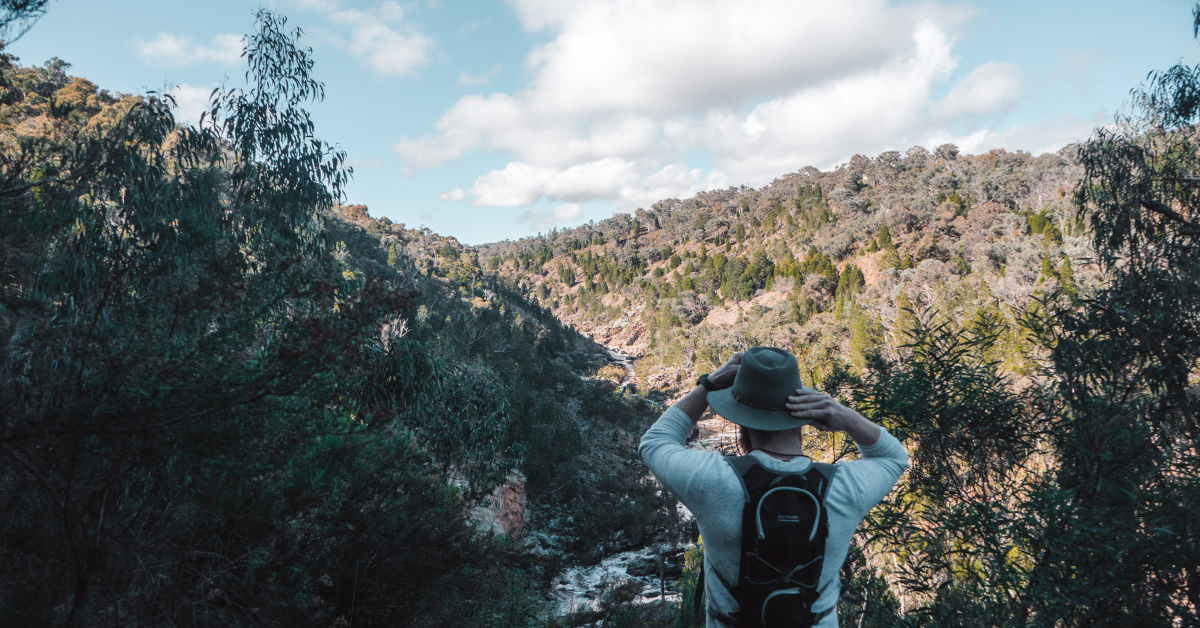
[10,0,1200,244]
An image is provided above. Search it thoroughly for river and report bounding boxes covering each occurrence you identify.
[543,345,742,621]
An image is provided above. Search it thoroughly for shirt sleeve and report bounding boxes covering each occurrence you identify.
[637,405,733,512]
[836,428,910,516]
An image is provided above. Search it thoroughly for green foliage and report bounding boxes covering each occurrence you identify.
[1058,256,1078,296]
[943,190,970,216]
[854,314,1043,626]
[1042,220,1063,243]
[794,184,834,231]
[720,257,749,300]
[0,9,694,625]
[0,12,518,625]
[1037,254,1058,283]
[894,290,919,340]
[716,252,774,301]
[949,254,971,275]
[877,223,894,250]
[676,543,705,628]
[557,260,576,286]
[1026,206,1051,235]
[790,296,818,325]
[835,264,865,299]
[794,246,838,292]
[848,304,883,371]
[745,250,775,289]
[832,263,863,318]
[836,14,1200,623]
[1021,28,1200,621]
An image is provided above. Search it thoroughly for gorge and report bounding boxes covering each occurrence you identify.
[3,5,1200,627]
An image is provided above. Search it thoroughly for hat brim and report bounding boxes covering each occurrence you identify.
[707,389,812,431]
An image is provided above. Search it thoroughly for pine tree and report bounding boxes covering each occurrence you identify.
[1037,254,1058,283]
[848,305,883,372]
[1059,255,1078,296]
[877,223,894,250]
[894,289,918,340]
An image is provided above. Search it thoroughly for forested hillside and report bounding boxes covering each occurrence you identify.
[3,2,1200,627]
[477,143,1088,391]
[467,30,1200,628]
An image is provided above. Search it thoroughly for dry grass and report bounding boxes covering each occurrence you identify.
[597,364,627,382]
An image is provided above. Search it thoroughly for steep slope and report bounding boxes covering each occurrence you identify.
[475,145,1090,398]
[330,204,694,560]
[0,47,691,627]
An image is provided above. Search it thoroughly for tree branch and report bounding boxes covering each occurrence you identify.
[1139,198,1200,234]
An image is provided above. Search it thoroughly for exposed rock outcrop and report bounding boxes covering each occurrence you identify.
[470,471,527,538]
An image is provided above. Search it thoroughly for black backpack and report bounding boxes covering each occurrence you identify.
[694,456,837,627]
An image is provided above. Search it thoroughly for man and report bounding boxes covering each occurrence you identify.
[639,346,909,627]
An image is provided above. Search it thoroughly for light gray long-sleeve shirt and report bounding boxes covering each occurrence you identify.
[639,405,909,628]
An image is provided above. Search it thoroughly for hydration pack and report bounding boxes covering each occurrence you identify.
[694,456,837,627]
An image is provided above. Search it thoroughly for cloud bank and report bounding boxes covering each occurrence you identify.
[405,0,1050,225]
[325,1,432,77]
[278,0,433,76]
[134,33,243,67]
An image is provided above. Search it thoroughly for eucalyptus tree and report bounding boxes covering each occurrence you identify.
[0,10,485,626]
[1020,7,1200,624]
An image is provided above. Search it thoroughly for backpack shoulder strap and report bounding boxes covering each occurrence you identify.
[724,454,758,503]
[726,454,788,498]
[809,461,838,481]
[727,456,838,494]
[804,461,838,503]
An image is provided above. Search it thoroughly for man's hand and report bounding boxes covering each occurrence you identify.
[673,352,744,422]
[708,352,744,389]
[785,387,881,445]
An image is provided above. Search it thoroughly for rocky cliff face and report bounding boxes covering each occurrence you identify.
[470,471,528,538]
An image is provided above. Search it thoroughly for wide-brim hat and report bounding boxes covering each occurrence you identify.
[707,346,809,431]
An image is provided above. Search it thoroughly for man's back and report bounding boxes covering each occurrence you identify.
[639,405,909,627]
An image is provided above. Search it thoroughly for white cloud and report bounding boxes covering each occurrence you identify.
[685,21,960,184]
[934,62,1023,118]
[167,84,216,126]
[924,113,1100,156]
[520,203,583,230]
[293,0,432,76]
[467,158,721,213]
[396,0,1066,216]
[134,32,243,67]
[471,159,638,207]
[507,0,934,116]
[438,187,466,201]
